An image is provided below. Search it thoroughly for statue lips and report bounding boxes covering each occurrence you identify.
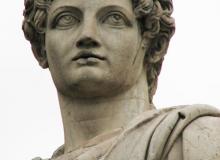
[72,51,106,65]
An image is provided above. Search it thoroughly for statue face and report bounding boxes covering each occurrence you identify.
[45,0,148,98]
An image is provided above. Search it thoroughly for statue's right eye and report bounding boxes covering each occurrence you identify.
[53,12,80,29]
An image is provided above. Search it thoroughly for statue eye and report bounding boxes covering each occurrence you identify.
[102,12,128,27]
[54,12,80,29]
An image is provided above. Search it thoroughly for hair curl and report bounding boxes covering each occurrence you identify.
[22,0,175,103]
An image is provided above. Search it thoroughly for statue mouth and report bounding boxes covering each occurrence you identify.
[73,51,105,61]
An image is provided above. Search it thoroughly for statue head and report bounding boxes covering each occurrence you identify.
[22,0,175,103]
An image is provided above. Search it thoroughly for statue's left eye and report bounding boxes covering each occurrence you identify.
[54,12,80,29]
[102,12,128,27]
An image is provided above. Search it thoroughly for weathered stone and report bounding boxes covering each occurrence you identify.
[22,0,220,159]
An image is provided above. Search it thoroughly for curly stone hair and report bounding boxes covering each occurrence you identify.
[22,0,175,103]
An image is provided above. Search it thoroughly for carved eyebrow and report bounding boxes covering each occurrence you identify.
[49,6,82,21]
[47,6,82,28]
[96,5,134,21]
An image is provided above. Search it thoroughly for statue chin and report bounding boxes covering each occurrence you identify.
[53,67,135,99]
[57,78,128,99]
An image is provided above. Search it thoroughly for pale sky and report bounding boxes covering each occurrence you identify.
[1,1,220,160]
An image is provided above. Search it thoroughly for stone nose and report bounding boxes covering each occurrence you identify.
[75,17,101,49]
[76,37,100,49]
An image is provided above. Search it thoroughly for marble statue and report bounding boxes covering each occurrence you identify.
[22,0,220,159]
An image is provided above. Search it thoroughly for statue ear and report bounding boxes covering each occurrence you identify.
[146,34,169,64]
[31,44,49,69]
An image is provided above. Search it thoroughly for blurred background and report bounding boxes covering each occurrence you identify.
[1,1,220,159]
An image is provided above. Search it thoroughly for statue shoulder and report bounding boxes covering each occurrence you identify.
[182,116,220,160]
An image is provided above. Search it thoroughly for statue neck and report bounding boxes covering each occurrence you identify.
[57,74,152,153]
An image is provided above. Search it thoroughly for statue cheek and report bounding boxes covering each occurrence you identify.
[46,33,71,62]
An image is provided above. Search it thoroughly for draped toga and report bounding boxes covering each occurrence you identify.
[33,105,220,160]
